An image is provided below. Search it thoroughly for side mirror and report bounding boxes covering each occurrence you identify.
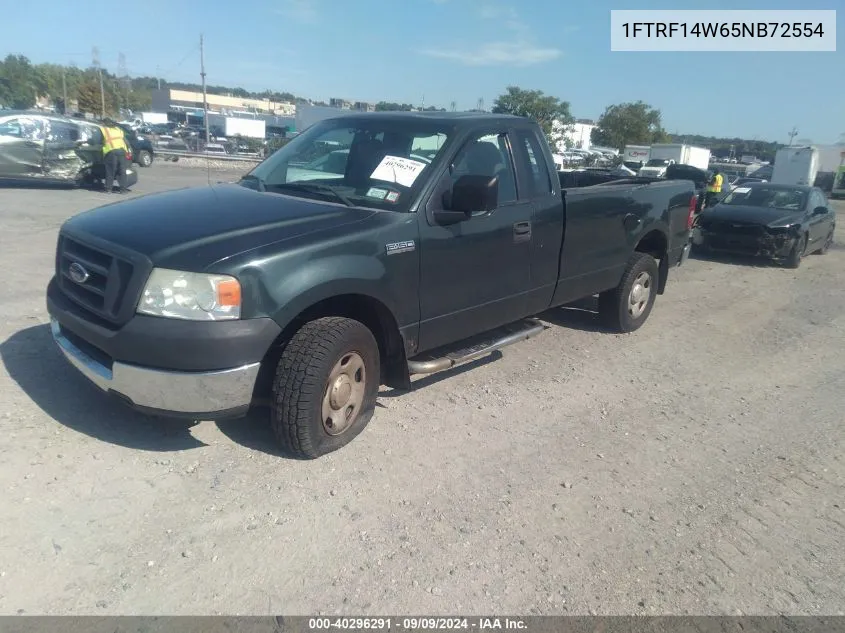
[813,206,828,216]
[433,174,499,225]
[454,174,498,211]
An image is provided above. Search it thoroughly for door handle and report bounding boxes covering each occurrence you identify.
[623,213,641,232]
[513,221,531,243]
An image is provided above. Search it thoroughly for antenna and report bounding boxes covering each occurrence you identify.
[92,46,105,117]
[450,100,456,112]
[788,126,798,146]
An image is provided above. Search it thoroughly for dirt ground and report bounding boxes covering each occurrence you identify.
[0,164,843,616]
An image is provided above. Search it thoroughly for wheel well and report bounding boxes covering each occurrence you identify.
[635,230,669,294]
[253,294,410,401]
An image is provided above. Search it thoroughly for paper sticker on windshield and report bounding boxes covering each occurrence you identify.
[733,187,751,194]
[370,155,427,187]
[366,187,388,200]
[385,191,400,203]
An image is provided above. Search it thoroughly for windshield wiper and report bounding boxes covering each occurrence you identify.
[272,182,355,207]
[240,173,266,192]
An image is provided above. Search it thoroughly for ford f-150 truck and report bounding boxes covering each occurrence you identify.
[46,112,696,458]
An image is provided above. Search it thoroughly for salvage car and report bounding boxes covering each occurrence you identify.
[0,111,138,188]
[119,124,155,167]
[46,112,696,458]
[696,183,835,268]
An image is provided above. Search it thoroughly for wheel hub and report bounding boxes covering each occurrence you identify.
[321,352,366,436]
[329,375,353,409]
[628,271,652,319]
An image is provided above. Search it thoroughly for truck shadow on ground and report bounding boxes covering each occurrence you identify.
[689,248,781,268]
[539,296,611,333]
[215,355,507,457]
[1,324,207,452]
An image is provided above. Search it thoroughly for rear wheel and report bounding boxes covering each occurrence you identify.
[598,252,659,333]
[815,230,834,255]
[137,150,153,167]
[270,317,380,459]
[785,234,807,269]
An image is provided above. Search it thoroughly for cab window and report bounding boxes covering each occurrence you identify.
[516,130,553,197]
[449,132,517,205]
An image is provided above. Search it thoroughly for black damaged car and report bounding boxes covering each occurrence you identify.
[696,182,836,268]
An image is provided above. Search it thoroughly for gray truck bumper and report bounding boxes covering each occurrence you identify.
[679,240,692,266]
[50,318,260,419]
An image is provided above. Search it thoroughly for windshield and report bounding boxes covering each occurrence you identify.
[242,117,451,211]
[721,186,807,210]
[645,159,669,167]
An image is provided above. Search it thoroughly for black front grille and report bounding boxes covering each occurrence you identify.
[56,234,146,325]
[702,221,765,237]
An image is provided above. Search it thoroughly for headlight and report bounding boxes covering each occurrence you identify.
[137,268,241,321]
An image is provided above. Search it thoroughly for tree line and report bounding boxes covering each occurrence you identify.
[1,55,781,160]
[490,86,783,162]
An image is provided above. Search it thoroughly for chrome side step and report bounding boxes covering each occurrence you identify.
[407,318,548,375]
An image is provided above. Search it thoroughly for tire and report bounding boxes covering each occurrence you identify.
[138,150,153,167]
[270,317,380,459]
[815,230,834,255]
[597,252,659,333]
[785,234,807,269]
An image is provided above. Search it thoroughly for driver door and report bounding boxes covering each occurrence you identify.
[417,129,534,351]
[807,190,830,249]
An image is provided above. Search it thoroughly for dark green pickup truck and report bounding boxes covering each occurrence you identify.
[47,112,695,458]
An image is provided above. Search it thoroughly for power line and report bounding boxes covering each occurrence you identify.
[158,44,200,82]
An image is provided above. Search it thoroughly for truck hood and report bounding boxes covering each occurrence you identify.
[700,204,802,227]
[61,183,375,269]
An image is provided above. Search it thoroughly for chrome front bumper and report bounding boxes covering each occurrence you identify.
[50,319,260,416]
[679,240,692,266]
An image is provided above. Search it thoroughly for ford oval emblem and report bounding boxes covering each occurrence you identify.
[68,262,90,284]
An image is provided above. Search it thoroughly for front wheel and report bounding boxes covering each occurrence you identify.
[785,234,807,269]
[270,317,380,459]
[598,252,659,333]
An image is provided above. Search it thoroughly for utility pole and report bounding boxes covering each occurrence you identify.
[61,69,67,114]
[156,65,161,90]
[92,46,106,117]
[200,33,209,144]
[788,126,798,146]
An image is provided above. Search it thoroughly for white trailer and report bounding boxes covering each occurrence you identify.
[771,146,819,187]
[638,144,710,177]
[206,115,267,139]
[141,112,168,125]
[622,145,650,170]
[223,117,265,139]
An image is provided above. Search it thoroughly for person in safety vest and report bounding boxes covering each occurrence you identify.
[706,168,723,208]
[99,118,129,194]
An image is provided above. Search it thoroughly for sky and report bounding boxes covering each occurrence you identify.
[0,0,841,144]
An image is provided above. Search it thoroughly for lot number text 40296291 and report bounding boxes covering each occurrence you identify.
[307,618,528,630]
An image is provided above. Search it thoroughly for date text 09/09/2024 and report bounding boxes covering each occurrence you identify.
[621,22,826,38]
[308,618,528,630]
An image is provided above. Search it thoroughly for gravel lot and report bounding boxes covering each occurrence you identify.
[0,163,843,616]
